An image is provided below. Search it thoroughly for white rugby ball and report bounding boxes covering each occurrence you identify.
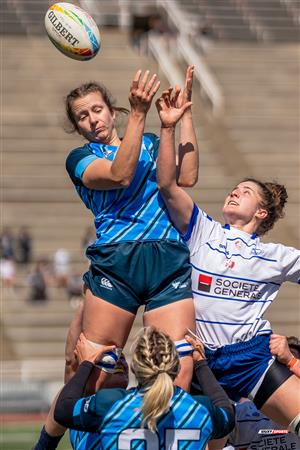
[45,2,100,61]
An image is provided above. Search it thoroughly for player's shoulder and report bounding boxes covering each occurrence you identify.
[94,387,131,415]
[66,143,98,184]
[177,388,212,413]
[66,143,93,162]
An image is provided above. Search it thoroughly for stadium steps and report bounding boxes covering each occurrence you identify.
[174,0,299,42]
[204,42,299,243]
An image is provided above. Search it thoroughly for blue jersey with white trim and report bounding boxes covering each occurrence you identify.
[183,205,300,350]
[66,133,181,244]
[69,386,231,450]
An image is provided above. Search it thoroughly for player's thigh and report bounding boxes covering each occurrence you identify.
[143,298,195,338]
[83,287,136,347]
[260,374,300,426]
[144,298,195,391]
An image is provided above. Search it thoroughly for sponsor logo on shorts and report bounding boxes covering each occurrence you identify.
[100,277,113,290]
[84,397,92,412]
[172,281,188,289]
[198,274,212,292]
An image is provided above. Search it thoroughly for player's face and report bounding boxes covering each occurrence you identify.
[222,181,267,228]
[72,92,118,144]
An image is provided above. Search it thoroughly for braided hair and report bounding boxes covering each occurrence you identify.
[131,327,180,432]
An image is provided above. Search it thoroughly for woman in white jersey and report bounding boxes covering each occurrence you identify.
[155,89,300,436]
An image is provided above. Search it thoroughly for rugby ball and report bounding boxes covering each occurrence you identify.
[45,2,100,61]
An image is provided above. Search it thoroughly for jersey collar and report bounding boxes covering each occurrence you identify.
[223,223,257,240]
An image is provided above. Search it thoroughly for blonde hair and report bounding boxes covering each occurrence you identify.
[131,327,180,432]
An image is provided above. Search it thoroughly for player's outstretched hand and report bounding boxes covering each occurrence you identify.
[177,65,194,109]
[269,333,294,365]
[74,332,116,365]
[129,70,160,115]
[156,87,193,128]
[185,334,206,362]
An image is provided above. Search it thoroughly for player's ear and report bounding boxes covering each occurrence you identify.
[256,208,268,221]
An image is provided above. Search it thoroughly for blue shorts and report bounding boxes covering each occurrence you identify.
[83,240,192,314]
[205,334,274,401]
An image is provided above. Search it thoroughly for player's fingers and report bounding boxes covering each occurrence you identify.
[149,80,161,98]
[185,334,196,346]
[145,73,157,93]
[131,69,142,90]
[172,86,181,105]
[139,70,150,91]
[181,101,193,112]
[155,97,164,111]
[95,345,116,362]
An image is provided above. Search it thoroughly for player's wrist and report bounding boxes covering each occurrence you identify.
[161,124,175,129]
[287,356,299,369]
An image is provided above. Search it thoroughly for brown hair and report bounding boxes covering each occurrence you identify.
[243,178,288,236]
[131,327,180,432]
[65,82,129,133]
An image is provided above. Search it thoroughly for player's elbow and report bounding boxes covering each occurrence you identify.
[114,176,132,188]
[177,171,198,188]
[157,180,175,195]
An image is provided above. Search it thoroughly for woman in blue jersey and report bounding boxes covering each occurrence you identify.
[62,66,199,390]
[43,327,234,450]
[155,89,300,436]
[33,67,200,448]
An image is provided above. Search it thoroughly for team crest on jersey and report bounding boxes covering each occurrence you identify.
[198,274,212,292]
[225,260,235,269]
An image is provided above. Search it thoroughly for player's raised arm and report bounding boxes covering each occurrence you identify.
[156,88,194,235]
[177,65,199,187]
[80,70,160,190]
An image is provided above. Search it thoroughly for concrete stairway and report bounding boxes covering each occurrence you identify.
[175,0,299,42]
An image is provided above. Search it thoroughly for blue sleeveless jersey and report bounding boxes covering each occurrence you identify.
[66,133,181,244]
[69,386,231,449]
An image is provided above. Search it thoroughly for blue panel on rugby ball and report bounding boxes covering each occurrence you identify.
[45,2,100,61]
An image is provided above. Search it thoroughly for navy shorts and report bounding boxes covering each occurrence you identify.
[205,334,275,401]
[83,240,192,314]
[191,334,286,402]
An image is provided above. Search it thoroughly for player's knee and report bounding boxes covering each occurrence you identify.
[289,412,300,436]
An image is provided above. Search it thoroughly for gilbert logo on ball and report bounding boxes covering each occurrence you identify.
[45,2,100,61]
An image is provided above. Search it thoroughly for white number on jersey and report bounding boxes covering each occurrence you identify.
[118,428,201,449]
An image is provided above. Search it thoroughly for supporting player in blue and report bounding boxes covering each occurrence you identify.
[54,328,235,449]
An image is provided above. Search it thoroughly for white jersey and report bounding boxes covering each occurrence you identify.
[227,401,300,449]
[185,206,300,350]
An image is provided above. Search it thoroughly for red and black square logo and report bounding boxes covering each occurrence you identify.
[198,274,212,292]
